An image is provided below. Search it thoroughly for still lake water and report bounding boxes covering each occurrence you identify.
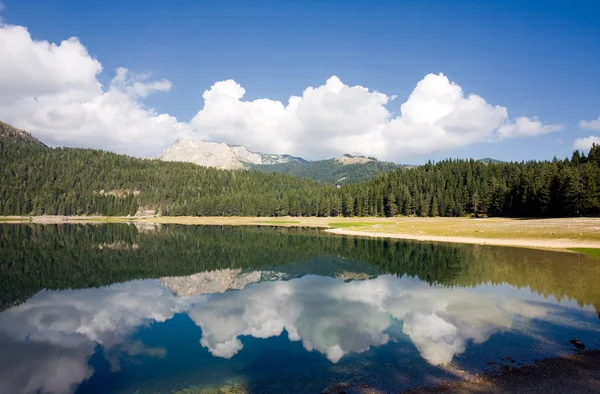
[1,224,599,394]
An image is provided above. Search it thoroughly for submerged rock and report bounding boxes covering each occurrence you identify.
[569,339,585,350]
[323,382,350,394]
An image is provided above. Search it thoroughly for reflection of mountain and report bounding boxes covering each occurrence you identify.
[159,269,284,296]
[159,267,376,296]
[1,224,599,315]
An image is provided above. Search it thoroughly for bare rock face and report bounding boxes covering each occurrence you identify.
[335,154,373,166]
[159,269,286,296]
[335,271,373,282]
[157,138,300,170]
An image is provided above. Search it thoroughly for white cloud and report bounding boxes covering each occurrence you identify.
[580,116,600,131]
[0,22,560,161]
[573,135,600,151]
[192,73,560,161]
[497,116,562,139]
[0,25,101,102]
[0,24,192,157]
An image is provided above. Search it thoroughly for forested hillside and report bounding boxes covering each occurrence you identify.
[0,139,342,217]
[1,121,599,218]
[346,148,600,217]
[250,156,400,185]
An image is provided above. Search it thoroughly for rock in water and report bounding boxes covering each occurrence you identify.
[323,382,350,394]
[569,339,585,350]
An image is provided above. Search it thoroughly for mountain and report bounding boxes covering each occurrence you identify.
[479,157,505,164]
[250,154,401,185]
[158,138,400,185]
[0,121,46,148]
[3,119,599,218]
[157,138,306,170]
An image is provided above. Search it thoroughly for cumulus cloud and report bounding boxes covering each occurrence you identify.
[497,116,562,139]
[0,22,561,160]
[573,135,600,151]
[0,25,101,102]
[191,73,561,160]
[0,24,191,156]
[579,116,600,131]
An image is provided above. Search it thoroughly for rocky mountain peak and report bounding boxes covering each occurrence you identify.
[157,138,304,169]
[335,154,374,166]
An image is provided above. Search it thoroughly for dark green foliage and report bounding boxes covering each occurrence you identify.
[0,120,47,148]
[2,224,599,312]
[1,122,600,218]
[0,223,468,309]
[0,137,340,217]
[342,145,600,217]
[250,158,400,185]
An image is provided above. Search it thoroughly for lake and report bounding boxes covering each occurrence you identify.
[1,224,599,394]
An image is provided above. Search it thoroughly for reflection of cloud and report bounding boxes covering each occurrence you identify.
[0,280,194,347]
[0,273,552,394]
[188,275,549,365]
[0,280,199,394]
[0,334,94,394]
[104,339,167,372]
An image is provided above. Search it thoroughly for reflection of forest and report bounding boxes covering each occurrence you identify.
[1,224,599,313]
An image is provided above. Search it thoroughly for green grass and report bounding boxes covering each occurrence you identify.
[328,221,387,228]
[0,217,31,222]
[568,248,600,259]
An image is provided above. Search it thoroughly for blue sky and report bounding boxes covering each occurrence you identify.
[1,0,599,163]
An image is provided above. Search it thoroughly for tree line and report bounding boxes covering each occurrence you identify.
[1,132,599,217]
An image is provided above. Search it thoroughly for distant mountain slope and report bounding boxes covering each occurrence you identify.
[250,154,400,185]
[0,121,47,148]
[157,138,306,170]
[158,139,399,184]
[479,157,505,164]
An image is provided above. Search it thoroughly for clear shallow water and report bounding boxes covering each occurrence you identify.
[1,224,599,394]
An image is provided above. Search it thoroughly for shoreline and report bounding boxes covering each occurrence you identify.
[2,215,600,251]
[400,350,600,394]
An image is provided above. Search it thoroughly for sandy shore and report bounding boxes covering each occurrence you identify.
[324,228,600,249]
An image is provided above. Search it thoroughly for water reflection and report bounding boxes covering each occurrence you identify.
[2,269,598,394]
[1,224,599,394]
[187,274,548,364]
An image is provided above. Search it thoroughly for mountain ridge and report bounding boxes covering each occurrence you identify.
[157,138,306,170]
[158,138,400,184]
[0,120,47,148]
